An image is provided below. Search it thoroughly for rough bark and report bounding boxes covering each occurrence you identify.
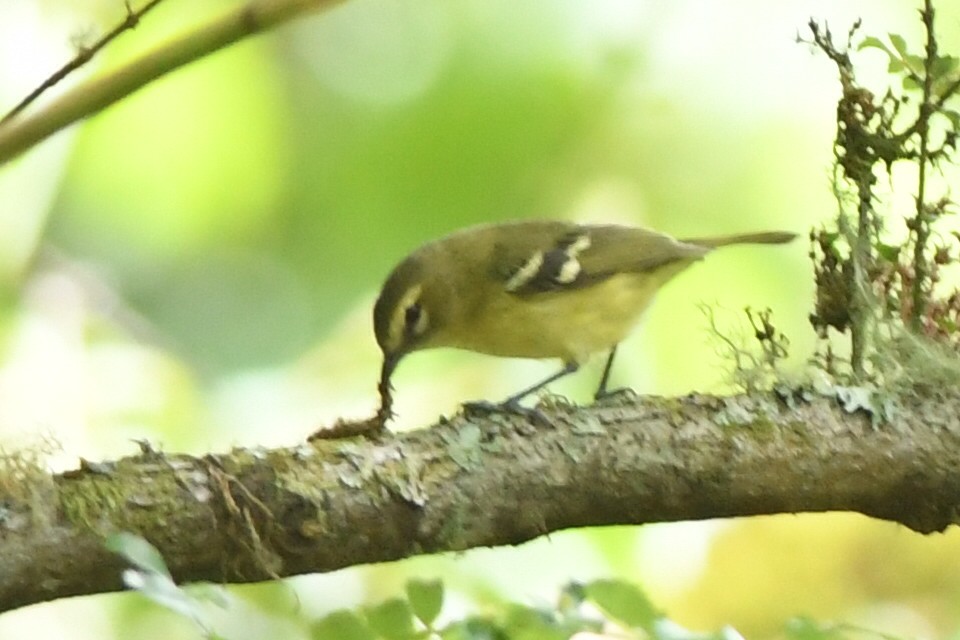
[2,388,959,613]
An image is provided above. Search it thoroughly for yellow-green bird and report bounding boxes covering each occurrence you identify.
[373,220,794,422]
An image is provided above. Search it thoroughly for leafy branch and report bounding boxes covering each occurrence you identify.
[803,2,960,384]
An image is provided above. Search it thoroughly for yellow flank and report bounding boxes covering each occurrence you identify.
[434,267,693,363]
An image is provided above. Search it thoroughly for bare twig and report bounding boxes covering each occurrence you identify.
[0,0,170,125]
[0,0,346,165]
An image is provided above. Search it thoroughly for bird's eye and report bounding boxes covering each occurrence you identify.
[404,303,423,330]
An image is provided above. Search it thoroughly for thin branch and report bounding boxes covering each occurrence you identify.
[0,0,346,165]
[910,0,937,329]
[0,0,171,125]
[2,388,959,613]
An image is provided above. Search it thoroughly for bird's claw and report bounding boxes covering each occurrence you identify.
[462,399,554,428]
[594,386,636,402]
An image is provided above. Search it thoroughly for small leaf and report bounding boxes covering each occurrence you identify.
[365,598,416,640]
[312,610,376,640]
[121,570,219,634]
[654,618,746,640]
[406,579,443,627]
[105,532,170,578]
[938,316,958,334]
[857,36,892,57]
[584,579,659,631]
[931,55,959,80]
[888,33,910,59]
[502,605,566,640]
[933,77,960,102]
[903,75,921,91]
[875,242,901,262]
[440,618,505,640]
[905,54,926,76]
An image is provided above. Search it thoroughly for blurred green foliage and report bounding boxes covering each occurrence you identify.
[110,531,750,640]
[28,0,820,380]
[109,531,908,640]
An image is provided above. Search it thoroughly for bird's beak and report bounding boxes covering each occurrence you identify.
[379,351,400,392]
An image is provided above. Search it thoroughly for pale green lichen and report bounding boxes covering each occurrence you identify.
[375,449,428,507]
[443,424,483,471]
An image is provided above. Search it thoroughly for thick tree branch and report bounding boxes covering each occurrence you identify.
[2,388,959,614]
[0,0,345,165]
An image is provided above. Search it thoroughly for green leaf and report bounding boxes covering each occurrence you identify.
[105,532,170,578]
[888,33,910,60]
[406,579,444,627]
[875,242,901,262]
[440,618,506,640]
[120,570,227,635]
[903,75,921,91]
[365,599,417,640]
[936,316,957,334]
[502,605,566,640]
[312,610,376,640]
[931,55,959,80]
[933,75,960,101]
[857,36,891,56]
[106,533,227,635]
[654,619,746,640]
[819,231,840,246]
[584,579,659,631]
[905,54,926,76]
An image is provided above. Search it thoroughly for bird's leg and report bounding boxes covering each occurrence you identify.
[503,361,580,405]
[594,346,618,398]
[463,361,580,426]
[593,345,632,400]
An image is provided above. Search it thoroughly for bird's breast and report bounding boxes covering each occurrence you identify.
[446,272,675,363]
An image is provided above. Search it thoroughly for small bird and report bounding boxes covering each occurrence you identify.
[373,220,794,423]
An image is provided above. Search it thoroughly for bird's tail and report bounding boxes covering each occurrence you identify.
[681,231,796,248]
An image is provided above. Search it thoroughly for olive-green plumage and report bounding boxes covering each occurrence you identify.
[373,219,794,412]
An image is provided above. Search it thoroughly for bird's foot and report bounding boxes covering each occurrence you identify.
[462,399,554,428]
[593,386,637,402]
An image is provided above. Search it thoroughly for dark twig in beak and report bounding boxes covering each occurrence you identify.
[376,353,399,426]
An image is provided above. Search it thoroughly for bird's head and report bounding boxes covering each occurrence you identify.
[373,252,454,389]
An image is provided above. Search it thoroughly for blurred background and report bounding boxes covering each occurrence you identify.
[0,0,958,638]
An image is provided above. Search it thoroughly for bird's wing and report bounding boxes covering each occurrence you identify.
[490,222,708,296]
